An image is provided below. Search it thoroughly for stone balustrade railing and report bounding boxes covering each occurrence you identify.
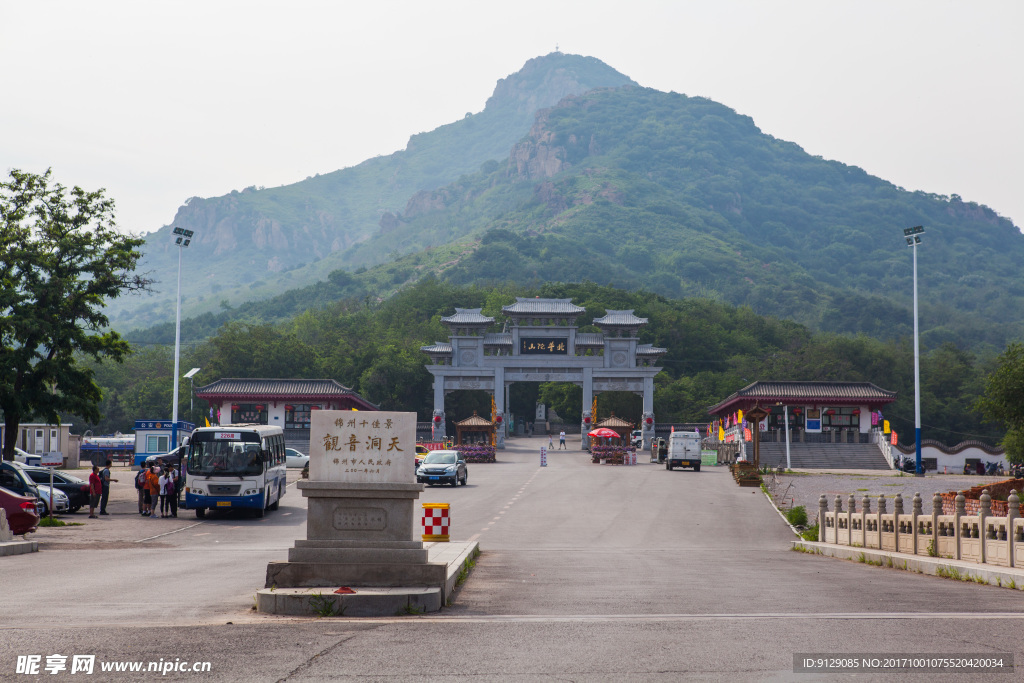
[818,489,1024,568]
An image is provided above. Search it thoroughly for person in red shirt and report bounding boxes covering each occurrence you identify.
[88,466,102,519]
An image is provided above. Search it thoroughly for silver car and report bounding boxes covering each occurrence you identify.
[36,484,70,516]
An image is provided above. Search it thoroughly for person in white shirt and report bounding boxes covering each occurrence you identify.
[558,431,566,450]
[158,468,174,518]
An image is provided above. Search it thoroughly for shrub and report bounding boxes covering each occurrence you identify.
[786,505,809,527]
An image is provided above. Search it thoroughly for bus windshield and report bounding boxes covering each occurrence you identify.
[188,438,263,477]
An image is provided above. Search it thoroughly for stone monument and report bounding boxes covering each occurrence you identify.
[266,410,439,588]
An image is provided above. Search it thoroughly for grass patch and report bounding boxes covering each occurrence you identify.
[936,565,964,581]
[38,517,80,527]
[799,524,819,541]
[857,552,867,563]
[791,545,823,555]
[856,488,869,492]
[785,506,808,527]
[927,539,938,557]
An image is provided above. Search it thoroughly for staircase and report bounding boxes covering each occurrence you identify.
[757,443,891,470]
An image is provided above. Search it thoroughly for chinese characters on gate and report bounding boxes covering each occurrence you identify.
[519,337,568,355]
[309,411,415,484]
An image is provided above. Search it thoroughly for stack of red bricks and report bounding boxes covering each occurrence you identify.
[939,477,1024,516]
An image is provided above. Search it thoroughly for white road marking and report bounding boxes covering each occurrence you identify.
[314,612,1024,625]
[135,522,204,542]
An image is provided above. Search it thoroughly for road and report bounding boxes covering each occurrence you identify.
[3,436,1023,681]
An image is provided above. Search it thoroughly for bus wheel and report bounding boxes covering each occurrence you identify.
[256,494,266,518]
[270,486,280,511]
[196,508,206,519]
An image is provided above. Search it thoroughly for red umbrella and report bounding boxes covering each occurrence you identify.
[588,428,620,439]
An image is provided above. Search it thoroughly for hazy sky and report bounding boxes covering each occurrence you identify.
[2,1,1021,235]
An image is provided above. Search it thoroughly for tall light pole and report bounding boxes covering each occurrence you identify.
[904,225,924,477]
[171,227,194,450]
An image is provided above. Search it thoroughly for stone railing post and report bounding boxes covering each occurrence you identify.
[894,493,904,551]
[877,494,886,550]
[1008,490,1020,568]
[818,494,828,542]
[954,493,965,561]
[911,492,923,555]
[979,489,991,564]
[846,494,856,546]
[932,492,942,557]
[862,494,871,546]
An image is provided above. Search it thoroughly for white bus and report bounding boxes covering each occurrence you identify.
[184,424,287,518]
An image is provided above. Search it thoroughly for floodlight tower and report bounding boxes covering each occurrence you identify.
[171,227,195,449]
[903,225,924,477]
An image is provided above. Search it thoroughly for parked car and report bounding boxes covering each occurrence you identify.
[35,484,70,516]
[630,430,643,449]
[11,447,34,464]
[415,444,430,468]
[21,467,90,513]
[416,450,467,487]
[146,445,188,468]
[0,461,41,503]
[0,485,41,535]
[285,448,309,469]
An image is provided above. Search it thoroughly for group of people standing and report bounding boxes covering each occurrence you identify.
[134,461,183,518]
[87,460,119,518]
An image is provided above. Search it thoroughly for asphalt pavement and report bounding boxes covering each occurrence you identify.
[3,438,1023,681]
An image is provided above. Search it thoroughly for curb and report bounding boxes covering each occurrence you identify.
[0,539,39,556]
[793,540,1024,591]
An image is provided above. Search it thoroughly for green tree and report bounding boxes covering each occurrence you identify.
[978,342,1024,462]
[0,169,149,460]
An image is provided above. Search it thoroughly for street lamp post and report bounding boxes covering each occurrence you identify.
[184,367,201,426]
[904,225,924,477]
[171,227,195,450]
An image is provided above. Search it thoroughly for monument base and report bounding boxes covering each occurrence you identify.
[259,541,479,617]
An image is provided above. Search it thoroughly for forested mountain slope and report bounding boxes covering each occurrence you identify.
[108,53,635,329]
[343,86,1024,349]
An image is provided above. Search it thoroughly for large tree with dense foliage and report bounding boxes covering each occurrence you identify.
[0,169,149,460]
[978,342,1024,462]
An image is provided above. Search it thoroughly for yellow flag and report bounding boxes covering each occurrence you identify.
[737,409,743,424]
[718,425,725,440]
[883,420,890,434]
[204,417,210,428]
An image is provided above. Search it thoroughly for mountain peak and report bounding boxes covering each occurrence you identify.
[484,52,636,116]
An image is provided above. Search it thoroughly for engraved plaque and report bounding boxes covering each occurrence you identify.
[333,507,387,531]
[310,410,415,483]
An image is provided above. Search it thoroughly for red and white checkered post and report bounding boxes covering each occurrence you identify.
[422,503,450,542]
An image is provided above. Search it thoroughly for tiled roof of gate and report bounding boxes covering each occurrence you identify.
[574,333,605,346]
[636,344,667,356]
[707,381,897,414]
[502,298,585,316]
[483,333,512,346]
[420,342,453,354]
[593,309,648,326]
[441,308,494,325]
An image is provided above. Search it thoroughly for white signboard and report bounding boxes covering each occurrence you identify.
[40,452,63,467]
[540,446,547,467]
[309,411,415,484]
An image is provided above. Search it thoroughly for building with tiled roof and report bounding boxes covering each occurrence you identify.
[195,379,377,440]
[707,381,897,445]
